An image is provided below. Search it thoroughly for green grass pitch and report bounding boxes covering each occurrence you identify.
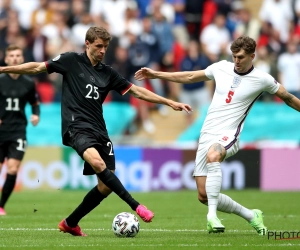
[0,189,299,249]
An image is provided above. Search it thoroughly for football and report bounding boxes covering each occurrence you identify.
[112,212,140,237]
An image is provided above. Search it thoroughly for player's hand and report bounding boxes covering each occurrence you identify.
[169,101,193,114]
[134,67,156,80]
[30,115,40,126]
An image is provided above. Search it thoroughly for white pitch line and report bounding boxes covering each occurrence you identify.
[0,244,299,248]
[0,228,288,233]
[0,228,244,232]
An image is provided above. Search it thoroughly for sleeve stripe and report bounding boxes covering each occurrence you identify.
[121,83,133,95]
[44,61,49,72]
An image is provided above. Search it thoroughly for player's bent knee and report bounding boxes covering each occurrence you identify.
[207,144,225,163]
[206,151,221,163]
[7,169,18,175]
[6,167,18,175]
[89,158,106,172]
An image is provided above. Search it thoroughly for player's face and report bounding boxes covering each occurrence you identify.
[232,49,255,73]
[86,38,109,65]
[4,49,24,66]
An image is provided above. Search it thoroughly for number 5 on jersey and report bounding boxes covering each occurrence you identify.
[226,91,234,103]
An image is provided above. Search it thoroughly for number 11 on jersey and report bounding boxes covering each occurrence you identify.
[6,98,20,111]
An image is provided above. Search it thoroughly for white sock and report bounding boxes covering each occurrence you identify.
[206,162,222,219]
[217,193,254,222]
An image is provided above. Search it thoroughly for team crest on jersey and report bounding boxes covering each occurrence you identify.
[231,76,241,88]
[52,55,61,61]
[90,76,95,83]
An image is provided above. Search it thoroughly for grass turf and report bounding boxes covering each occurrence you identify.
[0,189,299,249]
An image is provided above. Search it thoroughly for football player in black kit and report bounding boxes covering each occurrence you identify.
[0,45,40,216]
[0,27,192,236]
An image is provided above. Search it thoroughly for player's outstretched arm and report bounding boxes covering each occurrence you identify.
[0,62,47,75]
[134,67,210,84]
[128,85,192,113]
[275,84,300,111]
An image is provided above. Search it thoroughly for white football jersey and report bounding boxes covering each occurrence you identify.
[202,60,280,136]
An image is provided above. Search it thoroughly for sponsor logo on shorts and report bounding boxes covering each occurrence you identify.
[221,136,229,141]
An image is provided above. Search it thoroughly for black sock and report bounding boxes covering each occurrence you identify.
[66,186,107,227]
[97,168,139,211]
[0,174,17,208]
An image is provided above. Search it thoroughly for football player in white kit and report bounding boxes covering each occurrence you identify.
[134,36,300,235]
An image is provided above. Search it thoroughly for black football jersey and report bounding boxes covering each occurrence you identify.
[0,74,39,141]
[45,52,132,145]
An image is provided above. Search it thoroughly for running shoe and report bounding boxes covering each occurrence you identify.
[249,209,267,236]
[136,205,154,222]
[58,219,87,236]
[207,216,225,233]
[0,207,6,216]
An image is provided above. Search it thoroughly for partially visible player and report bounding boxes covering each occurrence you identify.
[0,27,192,236]
[0,45,40,215]
[135,36,300,235]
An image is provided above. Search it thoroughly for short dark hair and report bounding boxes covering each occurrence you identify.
[230,36,256,54]
[5,44,23,55]
[85,26,112,43]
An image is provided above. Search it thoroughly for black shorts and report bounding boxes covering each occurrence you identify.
[0,138,27,163]
[65,129,116,175]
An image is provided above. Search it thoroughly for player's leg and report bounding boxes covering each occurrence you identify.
[203,133,242,231]
[66,131,154,224]
[197,174,254,233]
[193,133,225,233]
[195,142,226,233]
[59,177,112,236]
[196,134,267,235]
[216,193,254,220]
[83,147,154,223]
[205,143,225,220]
[66,177,111,226]
[0,140,24,215]
[209,136,253,221]
[0,160,4,215]
[215,136,267,235]
[0,158,21,214]
[216,193,267,235]
[199,186,267,235]
[196,176,224,233]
